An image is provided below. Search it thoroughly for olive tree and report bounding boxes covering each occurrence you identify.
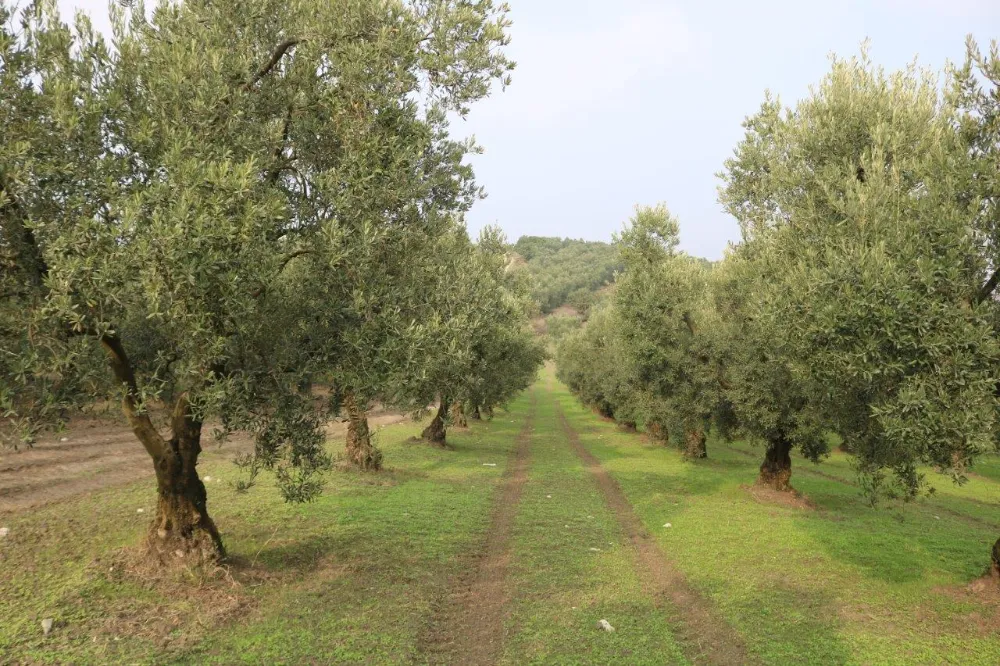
[709,245,829,491]
[459,230,545,422]
[951,38,1000,572]
[612,205,721,458]
[720,52,1000,567]
[1,0,512,564]
[413,226,544,445]
[555,300,642,425]
[282,26,511,470]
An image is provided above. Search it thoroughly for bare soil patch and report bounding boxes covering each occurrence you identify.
[418,394,535,665]
[1,409,409,515]
[931,577,1000,634]
[742,483,815,510]
[557,405,755,666]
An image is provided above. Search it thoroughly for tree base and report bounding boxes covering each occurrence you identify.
[345,406,382,471]
[759,436,793,492]
[450,402,468,428]
[422,400,449,445]
[647,421,670,446]
[757,468,793,493]
[421,422,447,446]
[684,430,707,459]
[144,513,224,568]
[346,442,383,471]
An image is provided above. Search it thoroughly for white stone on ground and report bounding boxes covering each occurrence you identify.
[41,619,54,635]
[596,619,615,632]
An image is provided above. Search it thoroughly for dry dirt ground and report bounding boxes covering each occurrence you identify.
[0,408,409,515]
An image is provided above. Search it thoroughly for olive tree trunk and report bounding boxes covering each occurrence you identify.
[647,420,670,446]
[450,401,468,428]
[991,539,1000,579]
[344,392,383,471]
[684,428,707,459]
[101,335,223,565]
[470,403,482,420]
[422,397,449,445]
[758,433,793,492]
[146,398,224,564]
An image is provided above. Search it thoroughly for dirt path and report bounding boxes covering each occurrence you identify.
[418,391,536,665]
[554,402,754,666]
[0,410,409,515]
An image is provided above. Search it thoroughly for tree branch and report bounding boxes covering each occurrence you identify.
[977,267,1000,304]
[251,249,314,298]
[89,328,167,459]
[250,38,301,87]
[266,106,295,185]
[682,311,697,336]
[247,31,372,89]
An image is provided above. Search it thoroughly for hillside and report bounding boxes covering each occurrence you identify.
[513,236,622,314]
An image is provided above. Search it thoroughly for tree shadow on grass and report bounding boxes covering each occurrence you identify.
[595,426,980,587]
[725,578,854,665]
[786,469,995,585]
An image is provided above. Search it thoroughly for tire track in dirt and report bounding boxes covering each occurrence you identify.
[722,444,1000,530]
[417,391,536,666]
[554,400,755,666]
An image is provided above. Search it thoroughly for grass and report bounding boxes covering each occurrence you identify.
[2,367,1000,664]
[501,381,688,665]
[551,376,1000,665]
[1,415,513,664]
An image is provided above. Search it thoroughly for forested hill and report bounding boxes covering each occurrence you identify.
[512,236,622,313]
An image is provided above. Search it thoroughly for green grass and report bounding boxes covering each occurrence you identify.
[550,375,1000,665]
[502,379,688,665]
[1,412,517,664]
[3,369,1000,664]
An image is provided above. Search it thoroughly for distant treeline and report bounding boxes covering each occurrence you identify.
[512,236,621,314]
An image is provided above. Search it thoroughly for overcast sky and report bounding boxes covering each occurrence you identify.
[57,0,1000,258]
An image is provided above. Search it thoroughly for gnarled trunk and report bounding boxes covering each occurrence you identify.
[758,433,793,492]
[991,538,1000,579]
[647,420,670,446]
[344,392,382,471]
[422,397,449,445]
[450,401,468,428]
[619,420,637,432]
[146,399,224,565]
[684,428,707,459]
[100,334,223,566]
[470,403,482,420]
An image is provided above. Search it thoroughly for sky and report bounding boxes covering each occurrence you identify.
[56,0,1000,259]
